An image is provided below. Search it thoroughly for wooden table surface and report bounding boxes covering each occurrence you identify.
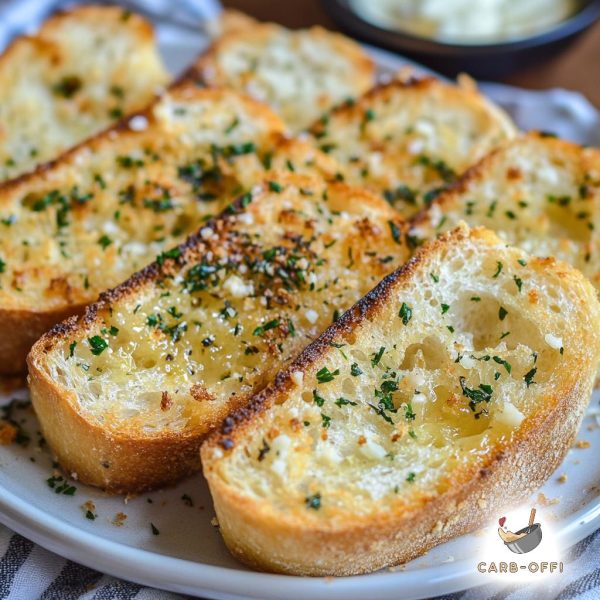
[223,0,600,108]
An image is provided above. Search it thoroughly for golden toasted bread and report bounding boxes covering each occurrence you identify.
[308,75,516,216]
[202,225,600,575]
[0,5,168,180]
[409,133,600,288]
[0,84,285,374]
[27,174,409,492]
[188,20,375,132]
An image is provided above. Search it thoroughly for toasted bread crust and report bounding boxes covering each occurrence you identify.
[27,174,409,492]
[28,326,204,491]
[409,132,600,288]
[202,226,600,575]
[305,76,516,216]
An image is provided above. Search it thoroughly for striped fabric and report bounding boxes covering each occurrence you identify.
[0,1,599,598]
[0,526,184,599]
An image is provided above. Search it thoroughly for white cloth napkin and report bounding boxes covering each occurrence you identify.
[481,82,600,147]
[0,1,598,599]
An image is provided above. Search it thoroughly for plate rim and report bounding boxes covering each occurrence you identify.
[1,466,599,600]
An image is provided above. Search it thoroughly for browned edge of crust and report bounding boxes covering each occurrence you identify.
[307,75,440,132]
[200,225,598,575]
[204,226,473,450]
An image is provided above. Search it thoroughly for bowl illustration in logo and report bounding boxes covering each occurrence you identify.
[504,523,543,554]
[497,508,543,554]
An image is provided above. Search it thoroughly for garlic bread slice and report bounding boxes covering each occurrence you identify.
[410,133,600,290]
[0,84,284,374]
[202,225,600,576]
[28,174,409,492]
[0,5,168,180]
[189,21,375,132]
[308,76,516,217]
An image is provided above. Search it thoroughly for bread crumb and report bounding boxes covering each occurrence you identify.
[211,516,219,527]
[574,440,591,449]
[0,421,17,445]
[81,500,97,520]
[112,512,127,526]
[537,492,560,506]
[557,473,568,484]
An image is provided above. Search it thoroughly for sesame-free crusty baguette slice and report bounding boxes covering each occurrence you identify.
[202,225,600,576]
[409,133,600,289]
[187,19,375,132]
[0,83,285,375]
[27,174,410,492]
[307,76,517,217]
[0,5,168,181]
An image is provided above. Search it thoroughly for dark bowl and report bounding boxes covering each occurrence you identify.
[504,523,543,554]
[322,0,600,79]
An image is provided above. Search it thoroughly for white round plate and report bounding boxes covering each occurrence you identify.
[0,24,599,600]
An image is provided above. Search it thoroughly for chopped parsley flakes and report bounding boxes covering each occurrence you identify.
[399,302,412,325]
[97,235,112,250]
[305,493,321,510]
[524,367,537,387]
[460,376,493,415]
[316,367,339,384]
[371,346,385,367]
[47,475,76,495]
[253,319,280,336]
[88,335,108,356]
[350,363,363,376]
